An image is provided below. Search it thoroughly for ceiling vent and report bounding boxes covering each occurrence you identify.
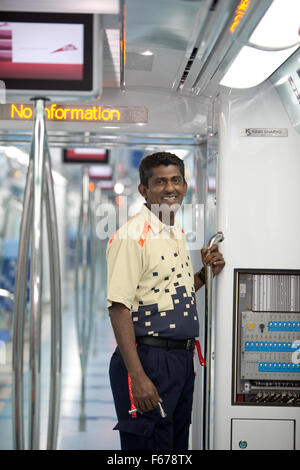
[178,47,198,89]
[174,0,275,96]
[175,0,226,91]
[209,0,219,11]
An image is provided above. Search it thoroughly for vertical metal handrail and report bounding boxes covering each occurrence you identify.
[28,98,46,450]
[12,98,62,450]
[44,144,62,450]
[203,231,224,450]
[120,0,126,90]
[74,167,96,430]
[12,157,34,450]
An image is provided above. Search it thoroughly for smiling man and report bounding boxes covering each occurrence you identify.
[107,152,225,451]
[138,154,187,226]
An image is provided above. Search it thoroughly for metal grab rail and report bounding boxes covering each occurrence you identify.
[202,231,224,450]
[44,143,62,450]
[12,158,33,450]
[12,98,62,450]
[74,166,96,430]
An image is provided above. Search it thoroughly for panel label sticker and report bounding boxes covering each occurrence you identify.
[240,128,288,137]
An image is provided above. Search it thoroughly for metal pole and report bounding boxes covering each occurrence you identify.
[74,167,96,430]
[12,158,34,450]
[203,231,224,450]
[81,167,89,376]
[44,145,62,450]
[120,0,126,90]
[28,98,47,450]
[12,98,62,450]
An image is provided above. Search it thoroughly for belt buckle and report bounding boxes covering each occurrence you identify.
[186,338,194,350]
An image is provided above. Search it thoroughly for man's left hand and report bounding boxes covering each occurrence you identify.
[201,244,225,276]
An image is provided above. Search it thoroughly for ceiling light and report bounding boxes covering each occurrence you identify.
[141,51,154,56]
[249,0,300,49]
[220,0,300,89]
[114,182,125,195]
[105,28,121,82]
[220,45,298,89]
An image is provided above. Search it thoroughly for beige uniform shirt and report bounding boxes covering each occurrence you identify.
[106,204,199,339]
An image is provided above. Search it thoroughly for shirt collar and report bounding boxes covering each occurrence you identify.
[140,204,182,236]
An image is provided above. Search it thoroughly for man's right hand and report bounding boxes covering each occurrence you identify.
[130,370,162,413]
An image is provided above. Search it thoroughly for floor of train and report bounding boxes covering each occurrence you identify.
[0,303,120,450]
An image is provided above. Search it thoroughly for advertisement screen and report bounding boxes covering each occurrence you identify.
[0,22,84,80]
[0,12,93,91]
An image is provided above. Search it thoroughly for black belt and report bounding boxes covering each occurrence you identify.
[137,336,195,351]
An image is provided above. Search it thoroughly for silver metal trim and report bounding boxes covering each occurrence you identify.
[246,41,300,52]
[0,130,205,147]
[203,231,224,450]
[44,143,62,450]
[28,98,45,450]
[120,0,126,90]
[12,158,33,450]
[75,167,96,430]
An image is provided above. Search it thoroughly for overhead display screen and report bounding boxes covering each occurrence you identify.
[0,12,93,92]
[0,103,148,123]
[63,148,109,164]
[88,165,113,180]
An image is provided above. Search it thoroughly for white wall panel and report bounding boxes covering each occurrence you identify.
[214,81,300,449]
[231,419,295,450]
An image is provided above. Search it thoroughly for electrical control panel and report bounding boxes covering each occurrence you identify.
[232,270,300,406]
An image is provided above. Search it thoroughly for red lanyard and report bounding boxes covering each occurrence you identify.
[194,340,206,373]
[128,374,137,418]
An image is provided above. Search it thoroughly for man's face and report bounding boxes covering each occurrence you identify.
[138,164,187,221]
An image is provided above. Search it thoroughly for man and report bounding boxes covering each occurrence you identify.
[107,152,225,450]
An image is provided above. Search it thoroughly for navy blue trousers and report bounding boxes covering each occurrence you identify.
[109,343,195,450]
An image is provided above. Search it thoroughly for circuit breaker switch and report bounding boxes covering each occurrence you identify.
[233,270,300,407]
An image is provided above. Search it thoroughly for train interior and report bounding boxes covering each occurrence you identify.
[0,0,299,450]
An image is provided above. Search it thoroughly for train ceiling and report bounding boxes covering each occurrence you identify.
[2,0,284,98]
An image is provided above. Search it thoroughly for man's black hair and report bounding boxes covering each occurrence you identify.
[139,152,186,187]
